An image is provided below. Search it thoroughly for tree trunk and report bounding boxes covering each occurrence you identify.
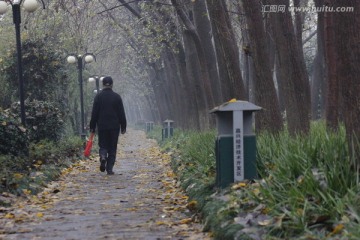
[324,0,340,131]
[147,65,170,122]
[158,5,201,129]
[241,0,283,134]
[311,0,326,120]
[171,0,215,112]
[310,52,325,120]
[293,0,308,57]
[118,0,202,129]
[274,54,286,114]
[163,50,185,126]
[174,43,201,129]
[207,0,246,101]
[183,30,209,129]
[193,0,222,105]
[333,0,360,165]
[268,0,311,135]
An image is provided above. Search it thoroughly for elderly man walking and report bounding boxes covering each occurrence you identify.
[89,76,127,175]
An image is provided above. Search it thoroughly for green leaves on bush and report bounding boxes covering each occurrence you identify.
[11,100,64,142]
[159,122,360,239]
[0,99,65,157]
[0,154,32,195]
[1,39,68,103]
[29,136,83,165]
[0,108,29,156]
[0,135,83,195]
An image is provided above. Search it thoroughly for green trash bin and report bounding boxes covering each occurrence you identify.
[145,121,154,132]
[210,101,261,188]
[162,119,174,140]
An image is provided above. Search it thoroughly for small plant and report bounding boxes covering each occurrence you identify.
[156,121,360,239]
[247,121,359,238]
[0,108,29,156]
[57,135,84,158]
[10,100,65,142]
[0,135,83,197]
[0,154,32,194]
[146,124,163,142]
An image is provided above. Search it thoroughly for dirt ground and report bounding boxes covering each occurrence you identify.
[0,129,211,240]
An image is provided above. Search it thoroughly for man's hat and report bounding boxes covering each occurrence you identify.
[102,76,113,86]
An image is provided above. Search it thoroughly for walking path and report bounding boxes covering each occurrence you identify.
[0,129,210,240]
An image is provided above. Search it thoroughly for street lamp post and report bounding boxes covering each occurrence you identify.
[0,0,40,126]
[67,53,95,140]
[88,75,105,94]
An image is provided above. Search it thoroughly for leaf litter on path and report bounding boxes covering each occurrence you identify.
[0,129,211,239]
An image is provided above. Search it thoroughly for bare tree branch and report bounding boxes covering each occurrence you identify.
[97,0,140,15]
[302,30,317,45]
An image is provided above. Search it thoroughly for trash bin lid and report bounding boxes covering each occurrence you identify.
[210,100,261,113]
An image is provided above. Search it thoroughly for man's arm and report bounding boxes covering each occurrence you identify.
[118,96,127,134]
[89,96,100,132]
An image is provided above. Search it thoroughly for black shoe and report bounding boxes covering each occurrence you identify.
[100,158,106,172]
[107,171,115,175]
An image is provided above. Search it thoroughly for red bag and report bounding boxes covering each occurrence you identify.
[84,133,95,157]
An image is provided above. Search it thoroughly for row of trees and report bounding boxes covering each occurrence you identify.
[108,1,358,137]
[108,0,360,162]
[0,0,359,163]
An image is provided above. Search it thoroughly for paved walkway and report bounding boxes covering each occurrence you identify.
[0,129,210,240]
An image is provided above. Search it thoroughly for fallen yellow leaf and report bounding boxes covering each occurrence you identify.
[258,219,272,226]
[5,213,15,219]
[231,182,247,190]
[228,98,237,103]
[331,223,344,235]
[18,126,26,132]
[126,208,138,212]
[296,208,304,216]
[36,212,44,218]
[166,171,175,178]
[13,173,23,180]
[297,175,304,184]
[252,188,260,196]
[187,200,197,211]
[179,218,192,224]
[341,215,350,223]
[22,189,31,195]
[181,196,189,201]
[261,207,270,214]
[156,221,167,225]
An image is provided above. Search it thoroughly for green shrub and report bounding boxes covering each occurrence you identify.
[1,135,83,196]
[158,122,360,239]
[29,136,83,164]
[146,124,182,143]
[248,121,359,238]
[29,140,60,165]
[1,39,69,104]
[0,99,72,156]
[57,135,84,158]
[10,100,64,142]
[0,154,32,194]
[0,108,29,156]
[146,124,163,142]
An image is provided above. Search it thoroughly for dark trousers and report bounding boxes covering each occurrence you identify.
[98,128,120,172]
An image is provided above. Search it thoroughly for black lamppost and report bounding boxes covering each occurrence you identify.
[66,53,96,139]
[88,75,105,94]
[0,0,41,126]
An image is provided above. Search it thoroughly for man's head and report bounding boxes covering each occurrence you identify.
[102,76,113,88]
